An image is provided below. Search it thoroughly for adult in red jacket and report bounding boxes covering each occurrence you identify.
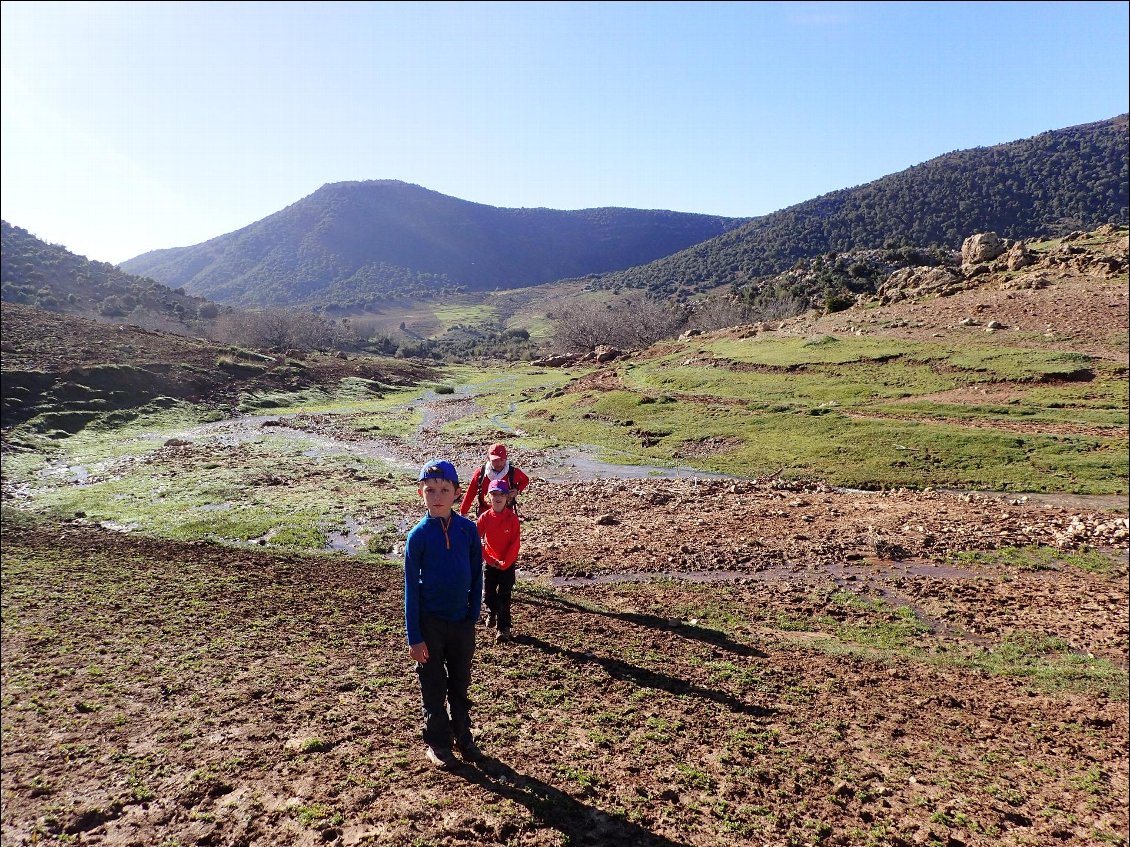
[459,443,529,517]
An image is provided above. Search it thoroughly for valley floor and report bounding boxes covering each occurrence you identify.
[2,474,1127,847]
[2,228,1128,846]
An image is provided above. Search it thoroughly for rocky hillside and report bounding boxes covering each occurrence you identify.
[1,221,226,334]
[534,225,1129,376]
[727,224,1128,316]
[118,181,747,308]
[588,115,1128,300]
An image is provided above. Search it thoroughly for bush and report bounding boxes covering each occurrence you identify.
[550,293,687,354]
[207,307,337,351]
[688,293,752,331]
[824,293,855,313]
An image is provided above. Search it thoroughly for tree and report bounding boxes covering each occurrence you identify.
[550,293,686,353]
[208,307,337,351]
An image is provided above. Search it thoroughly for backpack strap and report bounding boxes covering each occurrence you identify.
[477,463,491,513]
[507,466,520,516]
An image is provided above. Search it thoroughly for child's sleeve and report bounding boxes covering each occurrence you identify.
[496,510,521,569]
[468,524,483,622]
[403,530,424,645]
[458,469,479,516]
[475,513,495,565]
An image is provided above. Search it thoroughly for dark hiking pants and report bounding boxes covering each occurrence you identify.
[484,565,517,631]
[416,614,476,751]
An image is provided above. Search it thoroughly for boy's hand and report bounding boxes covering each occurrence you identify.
[409,642,429,663]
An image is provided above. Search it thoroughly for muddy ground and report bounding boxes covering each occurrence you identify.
[3,466,1128,847]
[3,231,1129,846]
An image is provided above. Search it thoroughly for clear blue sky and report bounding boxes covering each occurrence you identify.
[2,1,1127,264]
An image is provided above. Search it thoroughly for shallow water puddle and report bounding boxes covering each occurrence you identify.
[325,515,370,553]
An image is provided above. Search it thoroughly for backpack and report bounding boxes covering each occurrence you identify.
[477,463,519,515]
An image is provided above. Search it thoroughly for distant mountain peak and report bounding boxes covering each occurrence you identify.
[119,184,748,308]
[116,115,1127,310]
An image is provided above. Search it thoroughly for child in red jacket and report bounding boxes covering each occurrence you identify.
[476,478,521,641]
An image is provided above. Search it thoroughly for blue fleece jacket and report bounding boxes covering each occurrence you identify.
[404,512,483,645]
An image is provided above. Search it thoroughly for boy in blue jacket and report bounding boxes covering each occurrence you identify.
[404,459,484,769]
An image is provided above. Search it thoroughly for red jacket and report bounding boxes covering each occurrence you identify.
[476,506,521,570]
[460,463,530,516]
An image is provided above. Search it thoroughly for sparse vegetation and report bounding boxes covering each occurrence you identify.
[1,225,1126,847]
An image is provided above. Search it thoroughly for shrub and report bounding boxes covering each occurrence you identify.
[824,293,855,313]
[551,292,687,353]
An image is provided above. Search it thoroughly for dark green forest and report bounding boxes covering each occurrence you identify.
[585,115,1129,301]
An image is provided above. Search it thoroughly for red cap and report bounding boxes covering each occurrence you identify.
[488,443,507,460]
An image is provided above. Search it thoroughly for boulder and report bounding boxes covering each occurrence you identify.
[593,346,623,363]
[877,267,962,304]
[961,232,1007,266]
[531,354,579,367]
[1005,241,1035,270]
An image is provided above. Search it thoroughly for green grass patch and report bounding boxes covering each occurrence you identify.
[965,632,1128,699]
[237,382,420,415]
[168,509,280,542]
[948,545,1119,574]
[428,364,581,444]
[8,415,419,551]
[517,315,554,340]
[512,383,1127,493]
[692,334,1103,383]
[432,303,498,329]
[835,605,932,650]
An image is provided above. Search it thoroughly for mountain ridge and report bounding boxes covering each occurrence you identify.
[120,180,747,308]
[56,115,1130,312]
[587,115,1129,300]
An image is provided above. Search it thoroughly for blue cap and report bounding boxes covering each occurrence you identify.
[418,459,459,485]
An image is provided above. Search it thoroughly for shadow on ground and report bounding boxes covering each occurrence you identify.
[459,755,695,847]
[523,592,770,658]
[516,633,775,717]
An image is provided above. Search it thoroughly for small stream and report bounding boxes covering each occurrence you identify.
[18,381,1127,579]
[16,404,1126,650]
[29,408,1129,513]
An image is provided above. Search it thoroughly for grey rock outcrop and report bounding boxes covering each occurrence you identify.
[1005,241,1035,270]
[961,232,1007,267]
[877,267,963,304]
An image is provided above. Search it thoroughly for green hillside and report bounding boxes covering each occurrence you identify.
[1,221,224,333]
[587,115,1129,300]
[119,181,747,308]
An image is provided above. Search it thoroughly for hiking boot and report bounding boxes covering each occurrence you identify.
[424,746,457,770]
[457,739,482,761]
[495,628,512,642]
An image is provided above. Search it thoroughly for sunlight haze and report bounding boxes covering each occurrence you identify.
[1,0,1127,264]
